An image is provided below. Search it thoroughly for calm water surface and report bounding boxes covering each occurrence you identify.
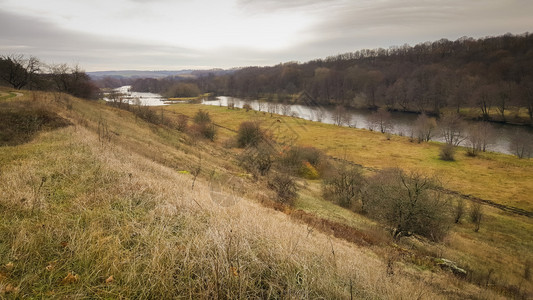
[202,96,533,155]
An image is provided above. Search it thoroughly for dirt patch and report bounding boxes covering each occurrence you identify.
[257,196,382,246]
[289,209,381,246]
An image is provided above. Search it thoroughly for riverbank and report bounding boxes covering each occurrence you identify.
[202,96,533,155]
[166,103,533,213]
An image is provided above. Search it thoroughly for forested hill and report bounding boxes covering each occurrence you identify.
[193,33,533,122]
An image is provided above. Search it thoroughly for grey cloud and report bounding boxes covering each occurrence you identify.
[0,7,315,70]
[0,9,209,70]
[294,0,533,58]
[236,0,336,13]
[2,0,532,71]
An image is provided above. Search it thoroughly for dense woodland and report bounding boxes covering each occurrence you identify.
[131,33,533,124]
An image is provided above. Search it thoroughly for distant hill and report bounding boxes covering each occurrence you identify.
[87,70,196,79]
[88,69,232,80]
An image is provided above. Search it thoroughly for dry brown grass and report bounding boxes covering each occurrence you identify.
[0,92,519,298]
[162,103,533,298]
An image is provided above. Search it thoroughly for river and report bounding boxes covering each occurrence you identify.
[105,86,168,106]
[202,96,532,155]
[106,87,530,155]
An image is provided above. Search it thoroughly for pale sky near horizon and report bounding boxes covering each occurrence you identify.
[1,0,532,71]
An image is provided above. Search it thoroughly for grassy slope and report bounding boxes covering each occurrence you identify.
[166,103,533,297]
[1,92,500,299]
[167,103,533,212]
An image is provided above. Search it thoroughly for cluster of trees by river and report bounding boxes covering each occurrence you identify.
[131,33,533,125]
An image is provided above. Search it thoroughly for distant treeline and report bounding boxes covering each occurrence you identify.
[132,33,533,124]
[209,33,533,122]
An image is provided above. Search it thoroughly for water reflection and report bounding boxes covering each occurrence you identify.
[202,96,532,155]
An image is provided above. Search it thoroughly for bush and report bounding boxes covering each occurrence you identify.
[176,114,189,132]
[240,142,275,177]
[191,123,216,141]
[454,198,465,224]
[268,173,298,204]
[469,202,483,232]
[322,164,364,209]
[193,109,211,124]
[279,146,326,177]
[191,110,216,141]
[237,121,264,148]
[439,144,456,161]
[363,168,451,241]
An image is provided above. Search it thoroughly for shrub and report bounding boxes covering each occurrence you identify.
[191,110,216,141]
[268,173,298,204]
[363,168,451,241]
[322,164,364,209]
[237,121,264,148]
[279,146,326,177]
[469,202,483,232]
[193,109,211,124]
[176,114,188,132]
[439,144,456,161]
[454,198,465,224]
[195,123,216,141]
[240,142,275,177]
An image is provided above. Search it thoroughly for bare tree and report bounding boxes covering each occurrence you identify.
[257,101,266,112]
[267,102,278,116]
[0,54,41,89]
[439,112,467,146]
[466,122,496,155]
[50,63,97,99]
[332,105,351,126]
[107,90,125,108]
[280,102,291,116]
[322,164,364,210]
[313,108,326,122]
[509,131,532,159]
[227,98,235,109]
[519,76,533,123]
[472,83,496,121]
[495,82,515,122]
[413,113,437,142]
[363,168,451,241]
[368,108,393,133]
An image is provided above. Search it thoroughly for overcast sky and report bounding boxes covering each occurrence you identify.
[1,0,532,71]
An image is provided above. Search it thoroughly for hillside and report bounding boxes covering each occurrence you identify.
[0,90,532,298]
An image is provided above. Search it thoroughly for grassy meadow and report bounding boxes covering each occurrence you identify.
[0,90,531,298]
[166,103,533,212]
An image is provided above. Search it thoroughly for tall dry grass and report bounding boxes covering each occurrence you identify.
[0,93,504,298]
